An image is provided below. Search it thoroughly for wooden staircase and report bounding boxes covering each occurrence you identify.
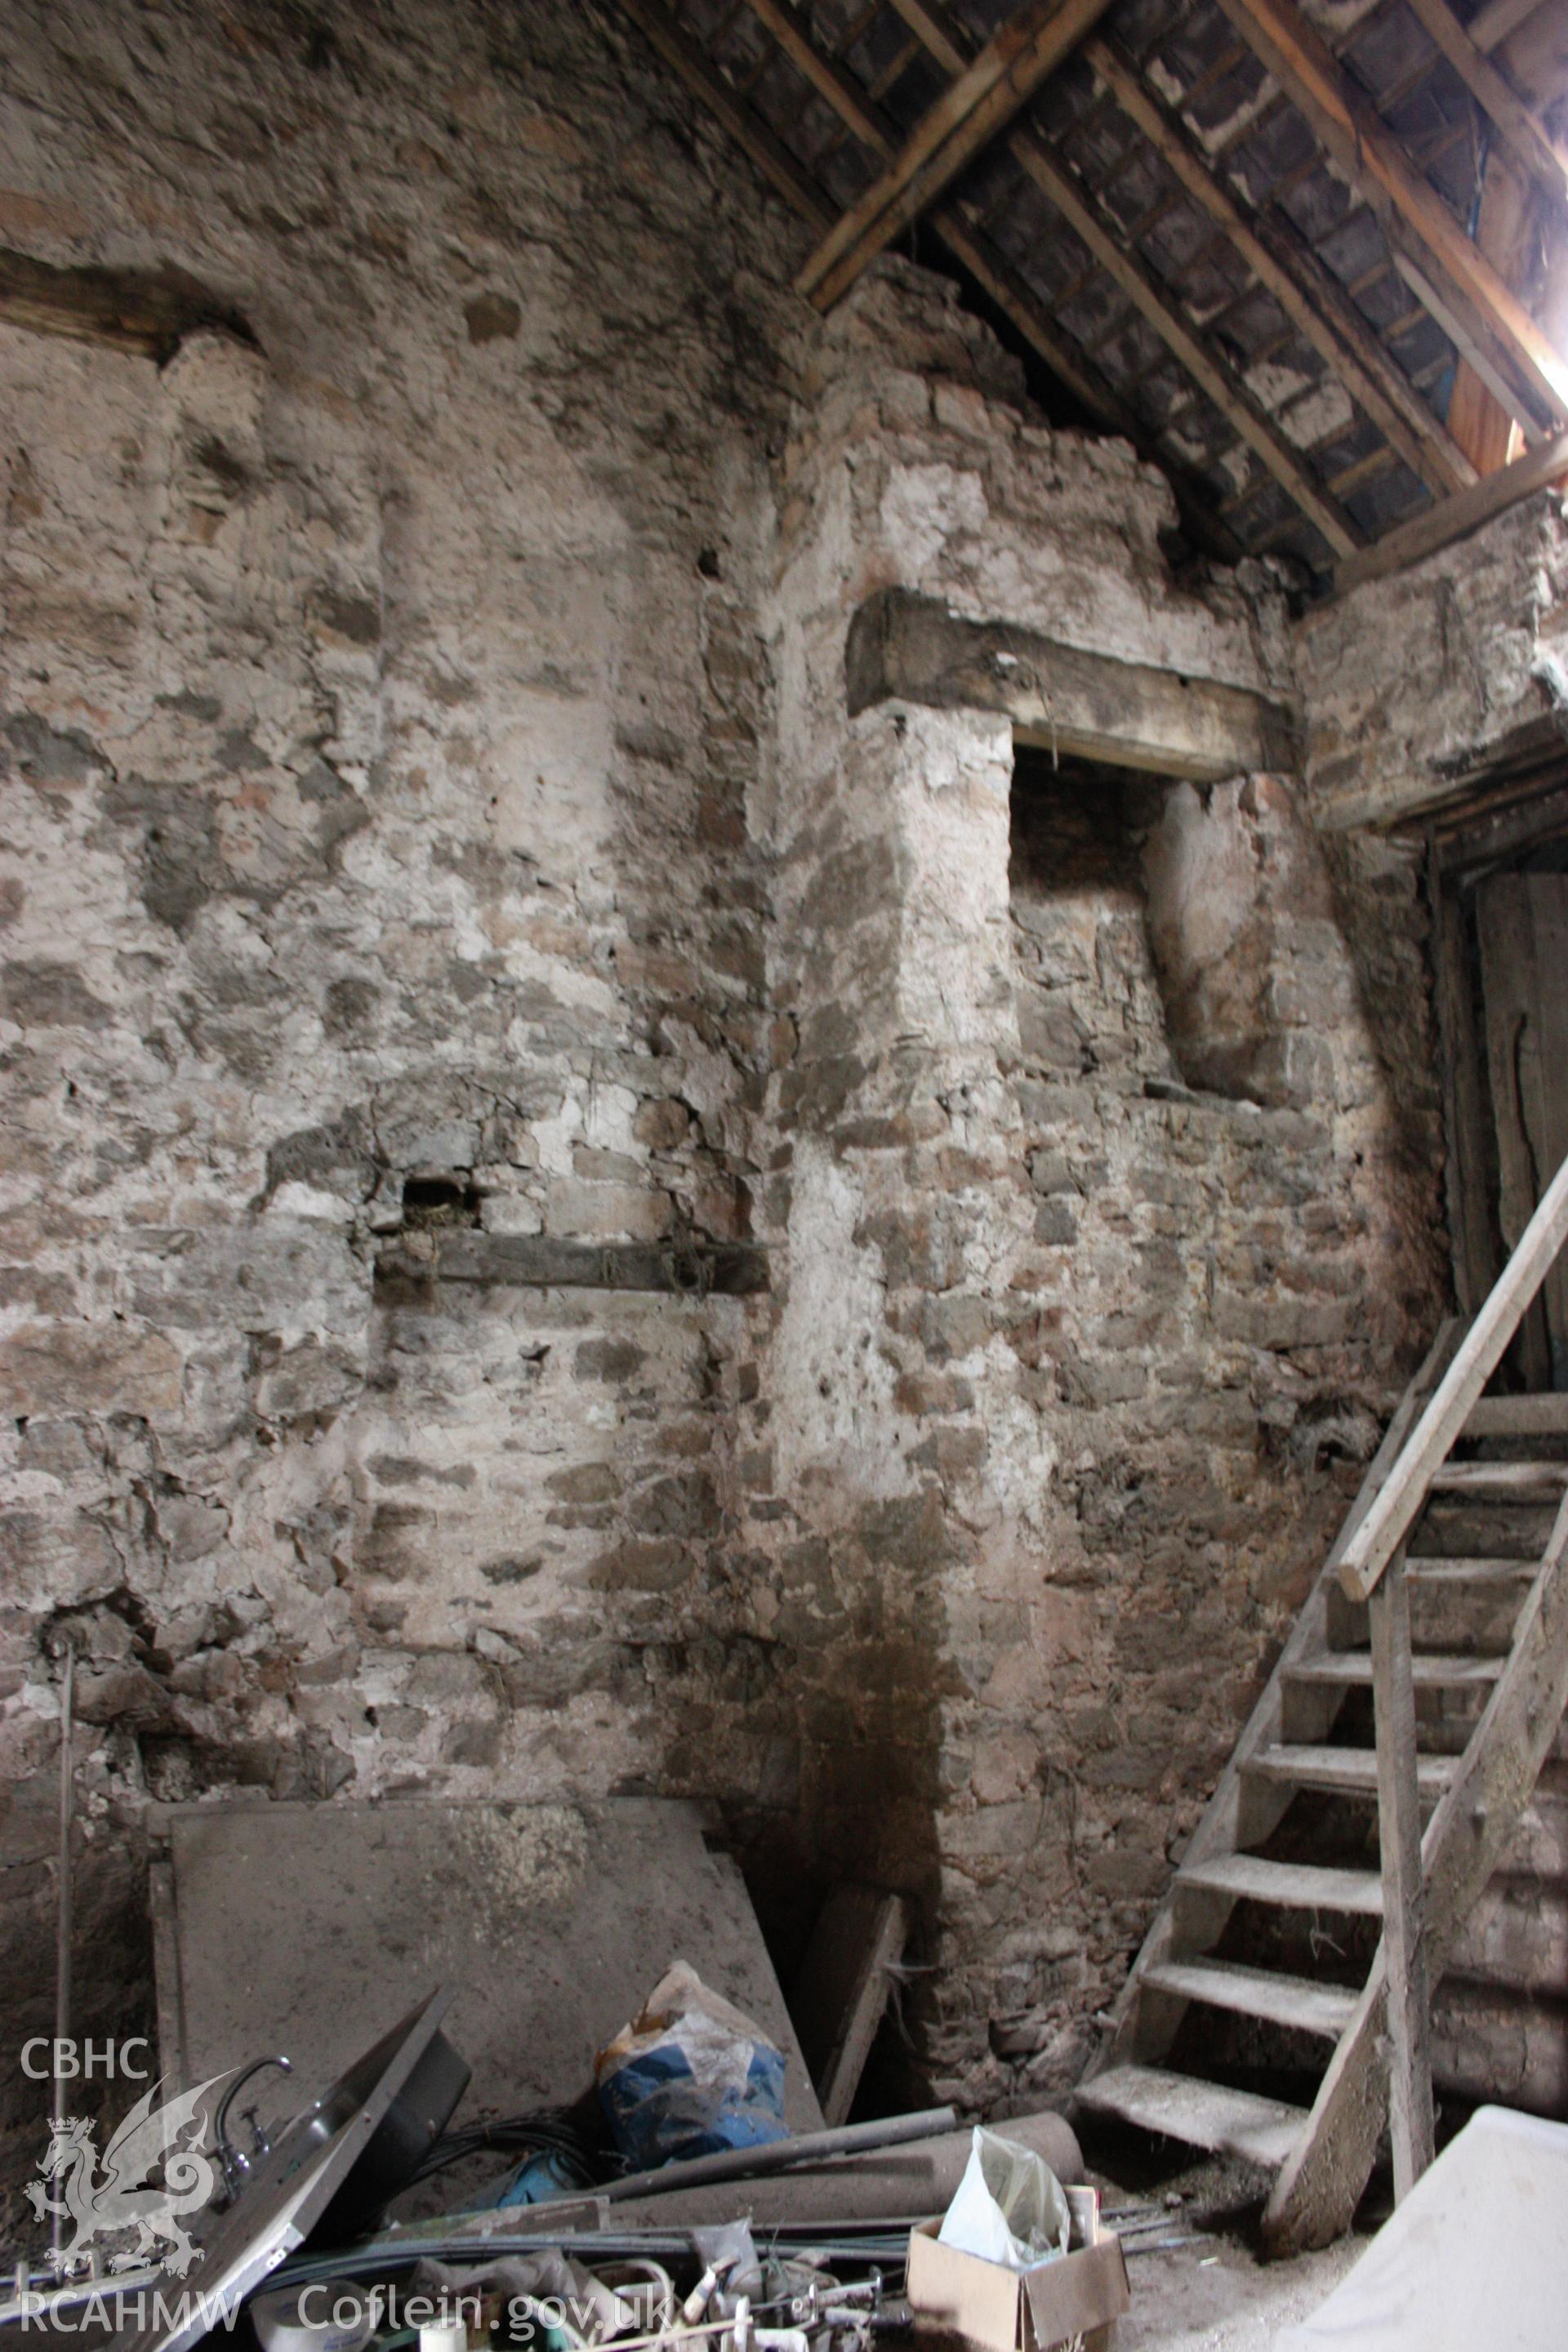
[1077,1152,1568,2253]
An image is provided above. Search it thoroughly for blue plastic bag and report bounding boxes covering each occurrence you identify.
[595,1961,788,2167]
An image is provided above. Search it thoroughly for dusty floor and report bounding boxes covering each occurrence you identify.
[1117,2236,1365,2350]
[1080,2128,1377,2350]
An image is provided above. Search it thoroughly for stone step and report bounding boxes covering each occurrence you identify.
[1287,1650,1503,1688]
[1248,1744,1458,1797]
[1143,1956,1358,2040]
[1178,1853,1383,1915]
[1076,2063,1307,2167]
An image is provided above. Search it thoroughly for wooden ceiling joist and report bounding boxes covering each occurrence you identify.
[1209,0,1568,434]
[795,0,1120,311]
[1084,35,1476,498]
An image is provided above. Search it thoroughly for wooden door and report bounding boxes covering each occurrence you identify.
[1477,871,1568,1389]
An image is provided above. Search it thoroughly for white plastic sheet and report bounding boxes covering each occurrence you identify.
[1276,2105,1568,2351]
[936,2126,1071,2272]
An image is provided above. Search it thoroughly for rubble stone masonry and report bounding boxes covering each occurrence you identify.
[0,0,1465,2201]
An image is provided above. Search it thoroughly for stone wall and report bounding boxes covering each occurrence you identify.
[0,0,1457,2206]
[740,274,1448,2110]
[0,0,798,2194]
[1298,489,1568,832]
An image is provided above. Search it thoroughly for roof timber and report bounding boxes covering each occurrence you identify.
[1209,0,1568,435]
[795,0,1120,310]
[1084,35,1475,498]
[619,0,1566,586]
[1399,0,1568,212]
[885,0,1362,555]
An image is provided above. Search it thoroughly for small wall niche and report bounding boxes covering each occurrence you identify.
[1009,745,1285,1106]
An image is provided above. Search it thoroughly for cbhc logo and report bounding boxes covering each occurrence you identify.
[20,2038,152,2079]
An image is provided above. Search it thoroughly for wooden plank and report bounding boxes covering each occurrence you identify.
[1368,1548,1436,2202]
[1076,2064,1307,2165]
[1334,429,1568,592]
[795,0,1119,310]
[1143,1958,1358,2038]
[1084,36,1476,500]
[1339,1152,1568,1601]
[617,0,836,235]
[1479,875,1557,1389]
[1467,1394,1568,1437]
[1286,1650,1503,1686]
[1004,124,1363,557]
[791,1886,911,2127]
[1430,854,1500,1318]
[376,1233,770,1295]
[1529,876,1568,1374]
[1401,0,1568,208]
[844,587,1300,779]
[1248,1744,1456,1796]
[1265,1488,1568,2252]
[1179,1854,1384,1913]
[1430,1459,1568,1493]
[1468,0,1548,51]
[1210,0,1568,433]
[0,247,255,363]
[148,1853,189,2089]
[1437,779,1568,875]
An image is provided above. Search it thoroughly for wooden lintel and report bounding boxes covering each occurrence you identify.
[795,0,1117,311]
[846,587,1300,779]
[1210,0,1568,434]
[1334,427,1568,593]
[0,248,256,363]
[376,1233,770,1297]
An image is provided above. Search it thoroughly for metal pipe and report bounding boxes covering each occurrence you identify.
[51,1646,75,2267]
[535,2108,957,2212]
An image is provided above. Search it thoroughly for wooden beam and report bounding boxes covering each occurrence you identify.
[617,0,835,234]
[1468,0,1548,51]
[0,248,256,363]
[1334,426,1568,590]
[376,1233,770,1295]
[1210,0,1568,433]
[846,587,1300,777]
[1401,0,1568,210]
[738,0,1241,558]
[1368,1547,1436,2204]
[795,0,1118,311]
[1339,1145,1568,1603]
[1085,38,1476,499]
[1428,850,1499,1321]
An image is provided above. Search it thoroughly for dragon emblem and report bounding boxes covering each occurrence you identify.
[25,2076,225,2276]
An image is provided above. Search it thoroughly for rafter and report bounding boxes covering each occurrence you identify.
[1208,0,1568,434]
[1334,425,1568,592]
[795,0,1121,311]
[888,0,1362,556]
[1086,35,1476,497]
[618,0,835,232]
[1401,0,1568,209]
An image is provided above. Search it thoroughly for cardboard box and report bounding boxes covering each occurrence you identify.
[906,2185,1130,2352]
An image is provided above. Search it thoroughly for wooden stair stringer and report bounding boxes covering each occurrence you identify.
[1262,1484,1568,2253]
[1081,1321,1463,2083]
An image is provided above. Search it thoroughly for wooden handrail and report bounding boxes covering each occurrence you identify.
[1339,1147,1568,1603]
